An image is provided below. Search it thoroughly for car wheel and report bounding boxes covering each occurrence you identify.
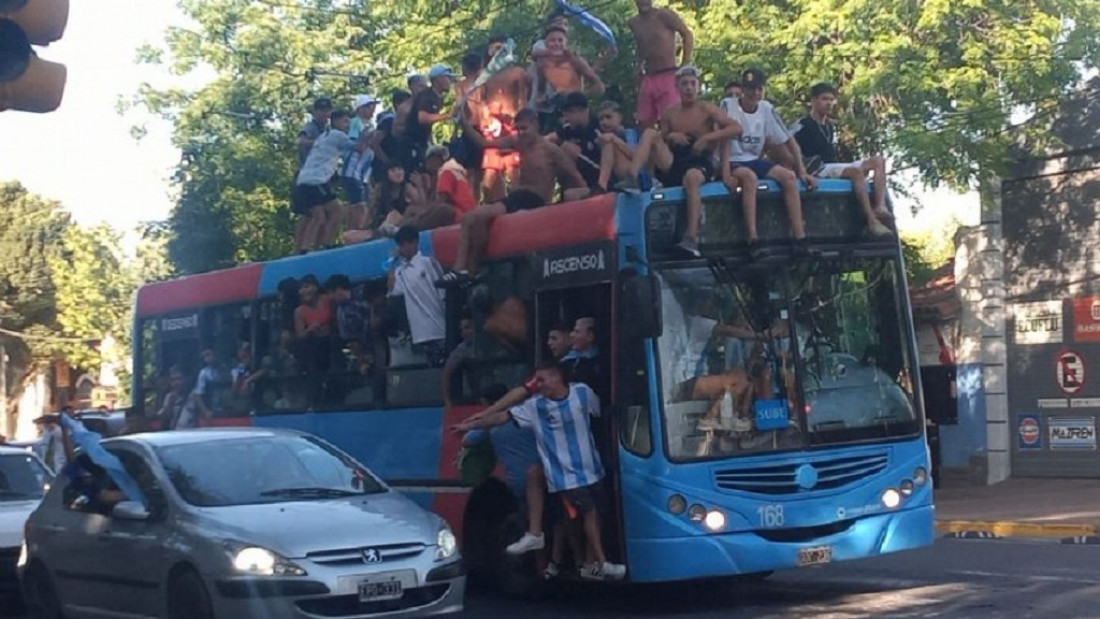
[22,564,64,619]
[167,569,214,619]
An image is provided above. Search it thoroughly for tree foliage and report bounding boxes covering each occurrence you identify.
[901,222,959,287]
[135,0,1100,273]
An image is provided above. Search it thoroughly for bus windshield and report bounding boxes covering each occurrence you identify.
[656,257,922,462]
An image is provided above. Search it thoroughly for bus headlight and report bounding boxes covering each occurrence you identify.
[913,467,928,486]
[880,488,902,509]
[667,494,687,515]
[688,504,706,523]
[703,510,726,532]
[899,479,914,497]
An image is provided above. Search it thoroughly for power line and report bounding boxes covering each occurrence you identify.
[0,327,99,345]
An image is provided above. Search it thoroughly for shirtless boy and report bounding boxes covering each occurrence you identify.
[475,35,531,202]
[529,26,605,131]
[628,0,694,127]
[439,108,590,287]
[629,66,741,257]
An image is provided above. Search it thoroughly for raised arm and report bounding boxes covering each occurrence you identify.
[661,9,694,66]
[572,55,606,96]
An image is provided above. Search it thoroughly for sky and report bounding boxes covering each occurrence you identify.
[0,0,978,241]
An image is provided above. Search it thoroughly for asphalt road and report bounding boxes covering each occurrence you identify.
[4,539,1097,618]
[462,538,1100,618]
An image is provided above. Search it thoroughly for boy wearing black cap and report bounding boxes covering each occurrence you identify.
[789,82,892,237]
[720,68,815,258]
[549,92,603,191]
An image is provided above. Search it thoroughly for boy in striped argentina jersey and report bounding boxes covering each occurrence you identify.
[455,360,627,580]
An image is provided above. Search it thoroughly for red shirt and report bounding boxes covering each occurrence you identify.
[438,164,476,221]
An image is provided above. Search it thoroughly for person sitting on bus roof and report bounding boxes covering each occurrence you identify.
[387,226,448,366]
[455,361,626,581]
[593,101,637,193]
[547,92,604,193]
[719,68,819,260]
[401,146,469,232]
[368,91,411,188]
[344,161,423,245]
[627,66,740,258]
[529,27,606,134]
[437,107,590,288]
[788,82,893,238]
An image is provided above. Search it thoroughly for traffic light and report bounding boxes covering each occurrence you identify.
[0,0,69,113]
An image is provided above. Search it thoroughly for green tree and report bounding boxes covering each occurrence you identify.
[901,222,959,287]
[0,181,70,409]
[137,0,1100,273]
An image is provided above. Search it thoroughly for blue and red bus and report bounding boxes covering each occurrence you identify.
[132,179,933,587]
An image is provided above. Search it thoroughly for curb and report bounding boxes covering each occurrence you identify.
[936,520,1097,540]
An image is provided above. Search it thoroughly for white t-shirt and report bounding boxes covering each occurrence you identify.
[389,253,446,344]
[297,129,354,186]
[720,98,790,162]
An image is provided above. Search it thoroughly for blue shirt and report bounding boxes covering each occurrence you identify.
[465,424,539,498]
[509,383,603,493]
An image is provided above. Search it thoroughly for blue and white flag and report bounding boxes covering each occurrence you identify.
[554,0,617,50]
[59,415,147,506]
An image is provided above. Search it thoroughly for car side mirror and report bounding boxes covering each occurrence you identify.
[112,501,151,521]
[621,273,662,340]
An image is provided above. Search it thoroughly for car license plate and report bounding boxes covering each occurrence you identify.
[358,578,403,602]
[797,545,832,566]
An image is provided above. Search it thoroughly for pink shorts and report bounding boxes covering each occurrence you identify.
[637,71,681,127]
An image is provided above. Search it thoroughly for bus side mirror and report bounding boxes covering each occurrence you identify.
[621,274,662,340]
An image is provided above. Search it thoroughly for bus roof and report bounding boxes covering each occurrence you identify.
[135,192,619,318]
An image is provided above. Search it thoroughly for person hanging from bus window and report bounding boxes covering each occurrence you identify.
[437,108,590,288]
[294,274,335,384]
[387,226,448,366]
[455,361,626,581]
[461,384,540,499]
[627,66,740,258]
[229,342,262,414]
[461,322,597,562]
[153,366,189,429]
[593,101,637,193]
[293,109,361,253]
[528,26,605,134]
[325,274,372,375]
[788,82,893,238]
[191,347,229,422]
[442,314,476,408]
[548,92,603,193]
[719,68,818,260]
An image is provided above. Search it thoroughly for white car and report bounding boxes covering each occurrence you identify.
[0,447,51,598]
[19,428,465,618]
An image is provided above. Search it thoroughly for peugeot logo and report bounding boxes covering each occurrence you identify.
[362,548,382,564]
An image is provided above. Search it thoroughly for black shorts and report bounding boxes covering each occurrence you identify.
[400,139,427,173]
[659,144,715,187]
[452,132,484,169]
[551,482,606,523]
[576,154,601,190]
[292,183,336,216]
[341,176,367,204]
[502,189,546,214]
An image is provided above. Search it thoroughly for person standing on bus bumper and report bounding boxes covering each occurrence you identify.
[455,361,626,581]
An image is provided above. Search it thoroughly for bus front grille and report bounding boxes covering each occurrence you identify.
[713,452,889,495]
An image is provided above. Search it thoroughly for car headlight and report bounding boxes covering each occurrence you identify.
[435,525,457,561]
[230,546,307,576]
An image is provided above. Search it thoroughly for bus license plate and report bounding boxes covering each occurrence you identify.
[797,545,832,566]
[358,579,403,602]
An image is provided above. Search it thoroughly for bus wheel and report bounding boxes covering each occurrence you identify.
[494,511,543,599]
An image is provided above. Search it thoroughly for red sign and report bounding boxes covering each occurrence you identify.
[1019,417,1040,446]
[1057,350,1087,395]
[1073,297,1100,342]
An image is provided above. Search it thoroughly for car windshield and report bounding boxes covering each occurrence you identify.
[656,257,922,462]
[156,435,386,507]
[0,454,51,500]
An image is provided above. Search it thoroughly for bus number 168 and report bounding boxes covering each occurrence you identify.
[757,505,785,528]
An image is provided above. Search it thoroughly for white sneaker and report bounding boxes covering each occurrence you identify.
[867,220,893,238]
[505,532,545,556]
[697,417,722,431]
[723,417,754,433]
[543,562,560,580]
[578,562,602,581]
[599,562,627,581]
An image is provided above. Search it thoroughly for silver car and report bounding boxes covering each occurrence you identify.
[19,428,465,619]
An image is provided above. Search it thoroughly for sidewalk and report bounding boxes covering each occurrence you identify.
[935,478,1100,541]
